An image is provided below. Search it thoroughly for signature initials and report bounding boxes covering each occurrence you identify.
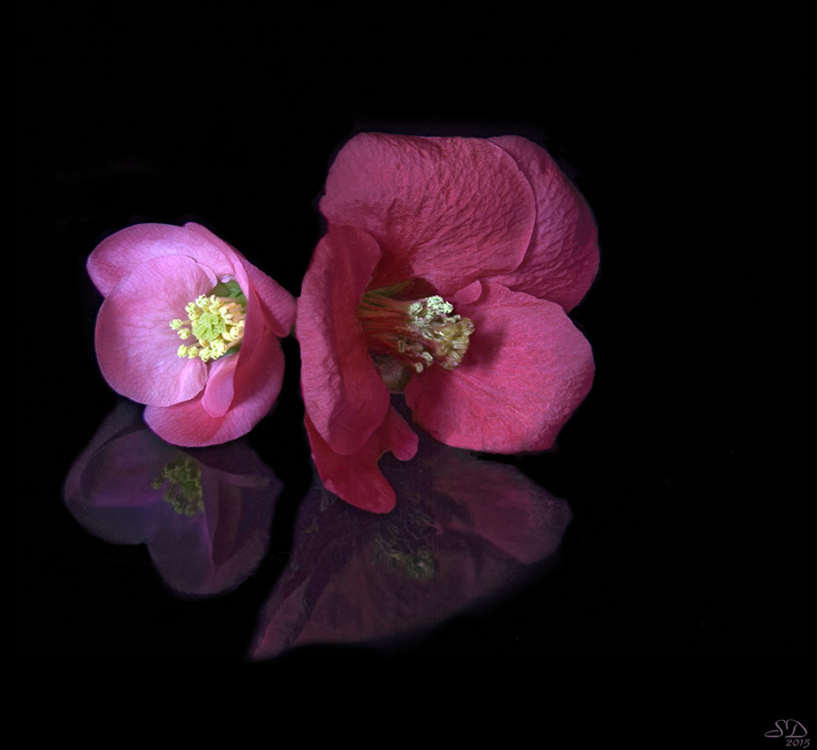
[766,720,808,739]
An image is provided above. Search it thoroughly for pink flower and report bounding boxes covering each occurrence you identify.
[298,134,598,513]
[89,223,296,446]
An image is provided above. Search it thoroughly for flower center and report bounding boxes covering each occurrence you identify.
[151,455,203,516]
[358,284,475,376]
[170,280,247,362]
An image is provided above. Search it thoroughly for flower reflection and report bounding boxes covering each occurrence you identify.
[64,401,281,596]
[251,410,572,658]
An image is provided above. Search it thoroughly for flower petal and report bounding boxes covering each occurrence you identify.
[144,330,286,446]
[305,406,419,513]
[320,134,536,298]
[88,223,237,298]
[243,261,297,338]
[296,226,391,455]
[488,136,599,311]
[95,255,214,406]
[183,222,296,338]
[405,282,594,453]
[201,353,238,418]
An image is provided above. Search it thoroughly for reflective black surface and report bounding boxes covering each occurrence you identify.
[18,2,807,683]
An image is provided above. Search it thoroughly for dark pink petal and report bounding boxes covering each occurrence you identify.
[95,255,214,406]
[320,134,536,298]
[488,136,599,311]
[144,328,286,446]
[305,407,419,513]
[405,282,594,453]
[297,226,391,455]
[88,223,236,298]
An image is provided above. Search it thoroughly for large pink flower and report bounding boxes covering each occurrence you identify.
[89,223,296,446]
[298,134,598,513]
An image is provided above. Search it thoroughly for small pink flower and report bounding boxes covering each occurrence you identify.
[89,222,296,446]
[298,134,598,513]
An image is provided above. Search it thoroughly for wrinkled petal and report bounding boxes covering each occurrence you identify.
[488,136,599,311]
[405,282,594,453]
[296,226,391,455]
[305,407,419,513]
[144,331,286,446]
[320,133,536,298]
[95,255,214,406]
[88,223,237,297]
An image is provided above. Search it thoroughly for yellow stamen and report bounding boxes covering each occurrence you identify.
[170,289,247,363]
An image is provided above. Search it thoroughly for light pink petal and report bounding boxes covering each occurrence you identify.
[488,136,599,311]
[320,134,536,297]
[296,226,391,455]
[95,255,214,406]
[174,245,293,423]
[88,223,236,298]
[241,261,296,338]
[305,407,419,513]
[201,353,238,418]
[144,330,286,446]
[405,282,594,453]
[195,250,268,420]
[193,255,252,421]
[182,223,296,339]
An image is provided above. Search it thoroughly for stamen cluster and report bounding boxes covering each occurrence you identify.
[358,290,475,374]
[171,290,247,362]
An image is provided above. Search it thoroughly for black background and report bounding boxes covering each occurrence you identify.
[17,0,808,700]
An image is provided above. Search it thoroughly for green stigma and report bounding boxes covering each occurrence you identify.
[358,288,475,378]
[170,280,247,362]
[151,456,204,516]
